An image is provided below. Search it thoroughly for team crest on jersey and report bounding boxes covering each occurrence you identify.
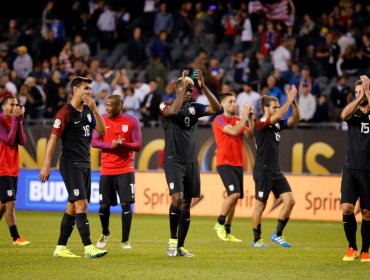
[87,114,92,123]
[122,125,128,132]
[189,107,196,115]
[159,102,166,111]
[74,189,80,196]
[275,123,280,129]
[7,190,13,197]
[169,182,174,190]
[53,119,61,129]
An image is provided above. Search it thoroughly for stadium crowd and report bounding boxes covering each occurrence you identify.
[0,0,369,126]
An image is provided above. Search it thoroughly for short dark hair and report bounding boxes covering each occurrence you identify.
[71,76,92,90]
[107,94,123,106]
[219,92,235,102]
[1,96,15,106]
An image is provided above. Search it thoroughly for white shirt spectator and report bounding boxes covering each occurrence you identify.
[124,95,141,119]
[97,8,116,31]
[134,82,151,103]
[298,91,317,121]
[272,44,291,72]
[241,18,253,42]
[236,87,260,117]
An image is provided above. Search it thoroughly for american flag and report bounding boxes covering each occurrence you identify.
[248,0,289,21]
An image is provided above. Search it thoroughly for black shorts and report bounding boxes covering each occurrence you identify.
[99,173,135,206]
[0,176,18,203]
[60,167,91,203]
[164,162,200,199]
[341,169,370,210]
[253,169,291,202]
[217,165,244,198]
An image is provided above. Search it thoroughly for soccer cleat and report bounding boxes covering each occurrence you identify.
[177,247,195,257]
[84,244,108,259]
[167,238,178,257]
[96,234,109,249]
[226,234,242,242]
[271,233,292,248]
[252,239,268,248]
[121,241,132,249]
[13,237,30,246]
[342,247,359,261]
[360,252,370,262]
[214,223,228,241]
[53,245,80,258]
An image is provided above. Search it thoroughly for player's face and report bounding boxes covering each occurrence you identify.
[76,82,92,100]
[266,101,280,117]
[355,85,368,106]
[222,96,236,115]
[105,98,121,118]
[2,98,19,116]
[183,86,193,104]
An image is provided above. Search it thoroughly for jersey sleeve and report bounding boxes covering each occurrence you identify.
[51,106,70,136]
[255,117,272,130]
[194,103,209,118]
[159,101,172,117]
[279,119,288,130]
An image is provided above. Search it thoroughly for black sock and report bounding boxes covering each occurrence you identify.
[76,213,92,246]
[178,210,190,248]
[225,224,231,234]
[99,206,110,236]
[276,218,289,236]
[361,220,370,254]
[169,204,180,239]
[343,214,357,250]
[9,225,20,241]
[253,224,261,242]
[121,204,132,242]
[217,215,226,225]
[57,213,76,246]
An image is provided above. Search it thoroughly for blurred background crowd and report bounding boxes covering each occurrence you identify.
[0,0,369,127]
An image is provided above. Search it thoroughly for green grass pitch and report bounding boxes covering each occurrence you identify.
[1,211,369,279]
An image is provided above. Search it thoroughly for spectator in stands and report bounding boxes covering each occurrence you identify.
[132,78,151,104]
[45,70,63,118]
[337,44,362,77]
[359,34,370,73]
[260,21,281,56]
[123,87,141,119]
[231,51,249,84]
[239,10,253,50]
[96,89,110,115]
[1,74,17,97]
[13,46,33,81]
[73,34,90,61]
[161,79,176,102]
[154,3,173,36]
[173,1,193,45]
[150,31,172,68]
[127,27,147,70]
[23,77,45,119]
[236,82,260,117]
[316,32,340,79]
[39,30,63,62]
[145,55,167,92]
[141,80,162,127]
[293,65,321,98]
[209,57,224,93]
[272,39,291,81]
[298,83,316,122]
[92,73,111,96]
[111,69,130,96]
[312,95,330,123]
[330,75,351,122]
[97,2,116,50]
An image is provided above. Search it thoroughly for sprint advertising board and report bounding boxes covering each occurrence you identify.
[17,169,123,213]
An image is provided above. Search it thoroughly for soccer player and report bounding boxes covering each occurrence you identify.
[91,95,142,250]
[0,97,30,246]
[340,75,370,262]
[39,76,108,258]
[213,92,254,242]
[160,69,221,257]
[251,85,300,248]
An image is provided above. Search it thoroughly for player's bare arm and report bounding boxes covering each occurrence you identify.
[82,95,107,136]
[270,85,296,124]
[195,70,222,114]
[39,134,59,183]
[161,70,187,117]
[361,75,370,108]
[223,103,252,136]
[288,87,301,127]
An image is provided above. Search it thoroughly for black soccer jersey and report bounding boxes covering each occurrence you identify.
[344,110,370,170]
[253,117,288,170]
[160,102,208,164]
[51,103,96,166]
